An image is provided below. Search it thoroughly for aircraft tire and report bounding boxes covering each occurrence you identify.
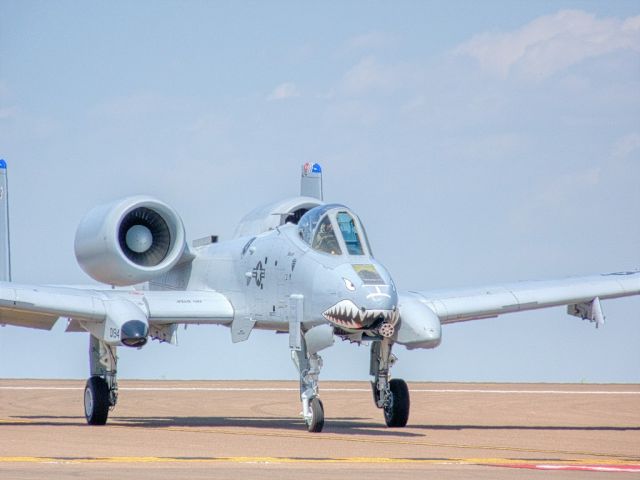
[306,397,324,433]
[384,378,410,427]
[84,376,110,425]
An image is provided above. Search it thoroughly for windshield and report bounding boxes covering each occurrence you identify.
[298,204,345,245]
[336,211,363,255]
[312,216,342,255]
[298,204,370,257]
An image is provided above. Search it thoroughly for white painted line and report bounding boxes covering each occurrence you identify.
[0,386,639,394]
[532,465,640,472]
[0,387,84,391]
[410,389,640,395]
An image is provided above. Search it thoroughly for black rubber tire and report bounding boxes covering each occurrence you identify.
[84,376,110,425]
[384,378,410,427]
[306,397,325,433]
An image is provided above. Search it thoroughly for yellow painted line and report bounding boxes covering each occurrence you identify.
[2,416,636,461]
[161,426,640,461]
[3,416,638,462]
[0,456,638,466]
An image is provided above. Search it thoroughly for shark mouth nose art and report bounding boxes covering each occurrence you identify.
[322,299,398,335]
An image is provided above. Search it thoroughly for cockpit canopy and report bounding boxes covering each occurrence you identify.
[298,204,371,257]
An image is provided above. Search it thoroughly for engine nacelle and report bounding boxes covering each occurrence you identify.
[74,196,187,286]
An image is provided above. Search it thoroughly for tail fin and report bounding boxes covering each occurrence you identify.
[300,163,323,200]
[0,160,11,281]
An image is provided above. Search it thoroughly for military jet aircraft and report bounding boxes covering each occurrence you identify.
[0,161,638,432]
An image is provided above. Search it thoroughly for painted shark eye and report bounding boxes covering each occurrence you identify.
[343,278,356,291]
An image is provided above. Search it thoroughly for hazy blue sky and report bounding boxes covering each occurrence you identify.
[0,1,638,383]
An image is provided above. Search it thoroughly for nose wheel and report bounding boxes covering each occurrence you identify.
[306,397,325,432]
[383,378,410,427]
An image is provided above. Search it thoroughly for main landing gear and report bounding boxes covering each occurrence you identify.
[370,339,410,427]
[84,336,119,425]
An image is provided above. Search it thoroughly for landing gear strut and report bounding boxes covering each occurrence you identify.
[292,338,325,432]
[370,338,410,427]
[84,336,118,425]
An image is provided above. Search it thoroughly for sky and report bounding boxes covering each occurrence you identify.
[0,0,639,383]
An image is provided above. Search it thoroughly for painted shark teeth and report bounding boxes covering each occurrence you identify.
[322,300,398,331]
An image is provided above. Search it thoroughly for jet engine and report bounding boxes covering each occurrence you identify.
[74,196,187,286]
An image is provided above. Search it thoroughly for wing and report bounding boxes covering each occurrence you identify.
[409,271,640,326]
[0,282,234,335]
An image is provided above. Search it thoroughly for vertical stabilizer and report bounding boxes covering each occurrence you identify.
[300,162,323,200]
[0,160,11,281]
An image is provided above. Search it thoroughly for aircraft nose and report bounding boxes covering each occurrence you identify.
[334,261,398,311]
[362,285,398,309]
[320,261,399,333]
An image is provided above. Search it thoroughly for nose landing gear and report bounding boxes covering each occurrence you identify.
[370,338,410,427]
[292,336,326,432]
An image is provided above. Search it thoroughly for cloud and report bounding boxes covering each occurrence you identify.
[0,106,16,120]
[345,32,396,51]
[611,132,640,160]
[538,166,602,204]
[455,10,640,79]
[92,92,180,119]
[0,82,10,100]
[266,82,301,101]
[325,100,380,126]
[341,55,413,95]
[342,56,391,93]
[0,83,16,120]
[448,133,527,162]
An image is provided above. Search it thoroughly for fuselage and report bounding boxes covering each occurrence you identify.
[181,205,399,339]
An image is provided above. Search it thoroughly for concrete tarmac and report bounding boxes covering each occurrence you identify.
[0,379,638,479]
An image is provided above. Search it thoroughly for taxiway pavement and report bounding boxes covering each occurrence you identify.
[0,379,638,479]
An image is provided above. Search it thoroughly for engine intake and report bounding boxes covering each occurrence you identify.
[118,207,171,267]
[75,196,187,286]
